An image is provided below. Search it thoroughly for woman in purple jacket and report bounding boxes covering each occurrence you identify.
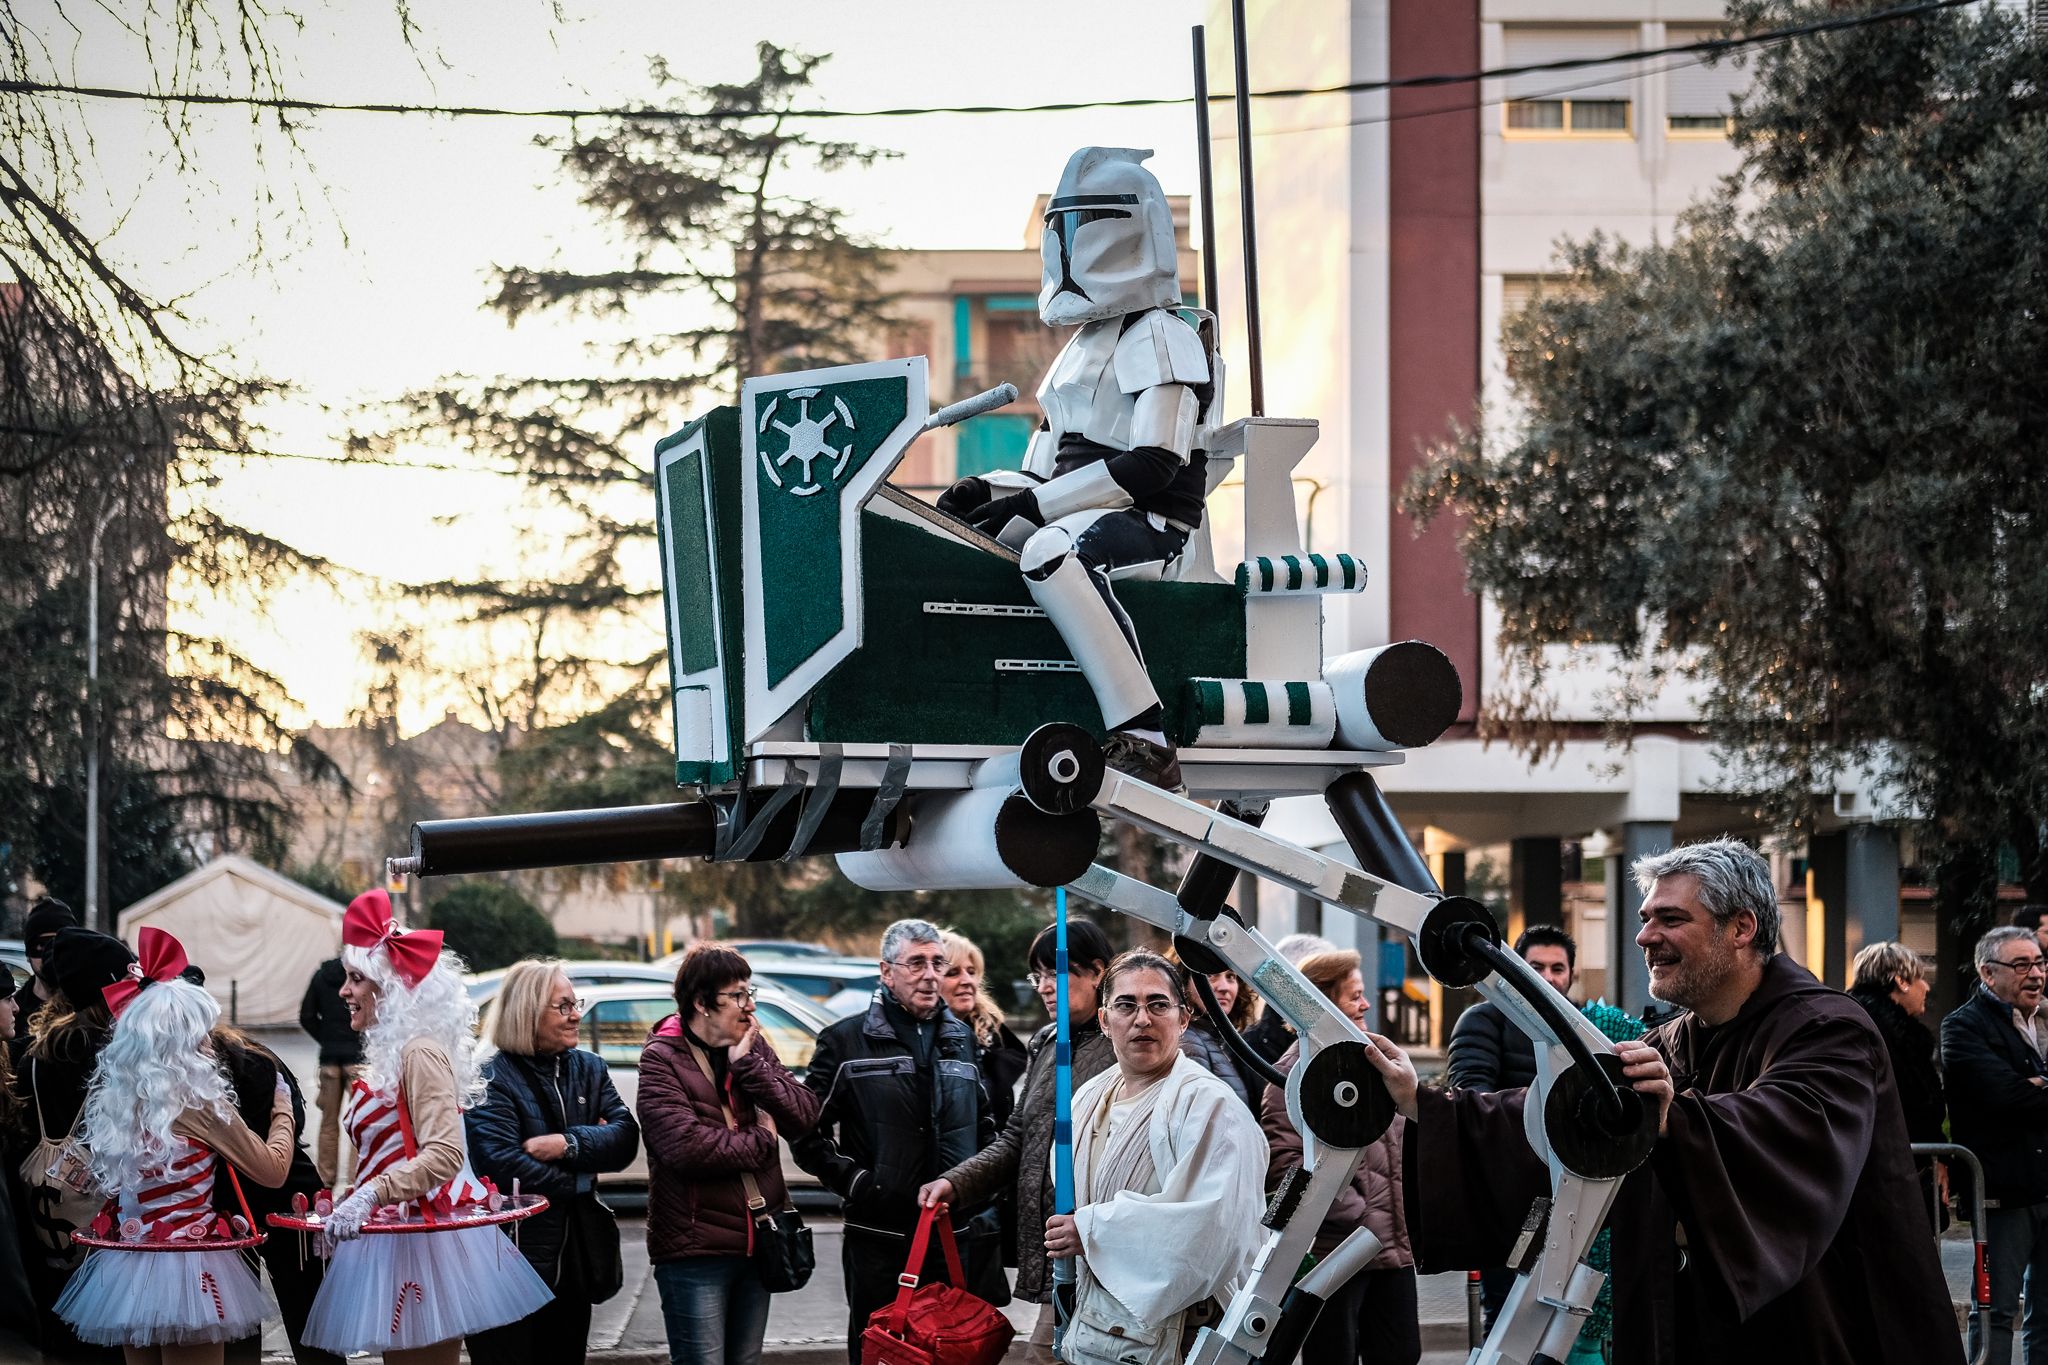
[637,944,821,1365]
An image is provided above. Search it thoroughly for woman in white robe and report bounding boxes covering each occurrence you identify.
[1046,951,1267,1365]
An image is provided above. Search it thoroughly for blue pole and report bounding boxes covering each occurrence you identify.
[1052,884,1075,1345]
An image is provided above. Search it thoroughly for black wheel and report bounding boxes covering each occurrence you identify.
[1545,1052,1658,1179]
[1415,895,1500,987]
[1296,1040,1396,1150]
[1017,723,1105,816]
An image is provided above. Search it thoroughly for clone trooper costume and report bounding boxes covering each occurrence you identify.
[938,147,1213,793]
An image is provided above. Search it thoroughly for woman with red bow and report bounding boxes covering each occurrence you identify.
[53,927,300,1360]
[299,890,550,1362]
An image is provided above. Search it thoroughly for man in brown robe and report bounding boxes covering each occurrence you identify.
[1365,838,1962,1364]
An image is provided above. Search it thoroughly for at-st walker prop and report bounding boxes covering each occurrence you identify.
[387,27,1660,1365]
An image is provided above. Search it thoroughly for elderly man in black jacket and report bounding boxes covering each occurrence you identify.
[1944,925,2048,1365]
[793,918,1006,1364]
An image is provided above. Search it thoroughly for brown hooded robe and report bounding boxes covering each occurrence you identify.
[1405,954,1960,1364]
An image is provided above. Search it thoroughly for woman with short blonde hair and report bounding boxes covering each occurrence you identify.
[486,958,569,1057]
[1847,940,1945,1233]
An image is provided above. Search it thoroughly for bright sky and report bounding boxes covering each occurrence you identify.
[53,0,1208,729]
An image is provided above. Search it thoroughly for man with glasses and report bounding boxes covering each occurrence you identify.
[1945,926,2048,1364]
[792,919,1007,1363]
[1042,950,1265,1365]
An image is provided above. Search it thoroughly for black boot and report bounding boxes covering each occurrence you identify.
[1101,730,1185,795]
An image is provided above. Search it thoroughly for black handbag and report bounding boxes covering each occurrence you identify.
[745,1179,814,1293]
[688,1038,814,1292]
[555,1192,625,1303]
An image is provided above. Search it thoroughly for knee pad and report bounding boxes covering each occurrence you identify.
[1020,525,1076,581]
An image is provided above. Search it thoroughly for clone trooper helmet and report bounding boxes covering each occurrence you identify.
[1038,147,1182,327]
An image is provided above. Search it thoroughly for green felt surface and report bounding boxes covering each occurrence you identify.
[663,447,719,677]
[807,510,1246,746]
[752,375,909,690]
[657,408,746,787]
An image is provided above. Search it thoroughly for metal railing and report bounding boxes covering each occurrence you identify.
[1914,1142,1990,1365]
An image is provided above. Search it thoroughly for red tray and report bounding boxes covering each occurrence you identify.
[266,1194,548,1235]
[74,1223,265,1252]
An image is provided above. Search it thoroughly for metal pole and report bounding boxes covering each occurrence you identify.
[1051,884,1076,1351]
[1229,0,1266,417]
[1191,26,1222,321]
[84,500,119,934]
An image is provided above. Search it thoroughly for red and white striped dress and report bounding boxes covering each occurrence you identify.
[54,1132,274,1346]
[120,1135,218,1239]
[343,1078,490,1213]
[303,1068,550,1352]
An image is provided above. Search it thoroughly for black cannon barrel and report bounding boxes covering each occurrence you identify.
[1325,770,1442,897]
[405,789,907,878]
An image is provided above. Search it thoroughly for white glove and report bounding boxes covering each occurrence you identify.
[319,1184,379,1256]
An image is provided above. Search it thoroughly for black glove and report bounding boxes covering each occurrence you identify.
[964,488,1044,534]
[936,476,992,518]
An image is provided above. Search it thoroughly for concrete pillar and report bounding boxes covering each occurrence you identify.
[1806,832,1848,988]
[1606,821,1672,1015]
[1847,824,1903,963]
[1510,836,1565,941]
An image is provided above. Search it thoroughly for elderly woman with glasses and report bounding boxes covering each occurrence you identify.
[1042,950,1267,1365]
[466,958,641,1365]
[640,943,821,1365]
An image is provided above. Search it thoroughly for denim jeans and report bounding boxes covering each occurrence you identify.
[1975,1201,2048,1365]
[654,1255,771,1365]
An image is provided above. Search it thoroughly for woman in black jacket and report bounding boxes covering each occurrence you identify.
[465,960,641,1365]
[1850,941,1947,1230]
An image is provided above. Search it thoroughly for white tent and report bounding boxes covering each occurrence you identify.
[117,856,345,1028]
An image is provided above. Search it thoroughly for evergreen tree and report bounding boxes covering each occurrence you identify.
[1407,1,2048,1004]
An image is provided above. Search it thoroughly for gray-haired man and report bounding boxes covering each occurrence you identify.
[1943,926,2048,1365]
[792,918,1007,1362]
[1366,837,1960,1364]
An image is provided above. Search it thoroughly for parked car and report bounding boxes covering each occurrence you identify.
[747,958,881,1018]
[2,939,29,994]
[465,960,679,1008]
[481,977,834,1191]
[721,939,836,959]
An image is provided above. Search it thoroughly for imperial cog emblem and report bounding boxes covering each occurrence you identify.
[757,387,856,497]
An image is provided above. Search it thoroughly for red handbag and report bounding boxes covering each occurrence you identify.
[860,1202,1015,1365]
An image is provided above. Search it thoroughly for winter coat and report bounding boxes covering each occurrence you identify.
[1261,1042,1411,1267]
[1239,1009,1296,1065]
[1942,986,2048,1208]
[791,991,997,1241]
[212,1032,323,1220]
[466,1047,639,1283]
[637,1017,819,1264]
[298,958,363,1067]
[973,1021,1029,1136]
[1177,1017,1252,1112]
[942,1016,1116,1303]
[1851,989,1946,1145]
[1446,999,1538,1093]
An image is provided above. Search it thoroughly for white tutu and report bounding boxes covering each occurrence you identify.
[301,1223,551,1352]
[55,1245,272,1347]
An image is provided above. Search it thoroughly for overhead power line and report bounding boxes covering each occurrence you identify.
[0,0,1983,126]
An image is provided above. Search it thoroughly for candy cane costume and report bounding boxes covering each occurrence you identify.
[299,891,550,1353]
[54,929,297,1349]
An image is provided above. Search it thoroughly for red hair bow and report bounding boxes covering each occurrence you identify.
[103,926,190,1018]
[343,889,443,988]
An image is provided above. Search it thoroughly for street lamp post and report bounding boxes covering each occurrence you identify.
[84,499,120,934]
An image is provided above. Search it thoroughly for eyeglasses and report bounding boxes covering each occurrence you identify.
[1993,958,2047,975]
[549,998,587,1018]
[1106,998,1184,1019]
[713,985,759,1005]
[885,956,949,976]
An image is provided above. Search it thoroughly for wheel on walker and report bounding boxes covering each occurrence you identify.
[1018,723,1105,816]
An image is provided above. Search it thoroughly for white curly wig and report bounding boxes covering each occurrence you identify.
[81,978,234,1196]
[343,940,484,1107]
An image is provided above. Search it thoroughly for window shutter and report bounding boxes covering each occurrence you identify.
[1665,28,1749,118]
[1502,27,1638,103]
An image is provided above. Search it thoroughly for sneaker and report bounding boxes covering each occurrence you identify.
[1101,731,1186,795]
